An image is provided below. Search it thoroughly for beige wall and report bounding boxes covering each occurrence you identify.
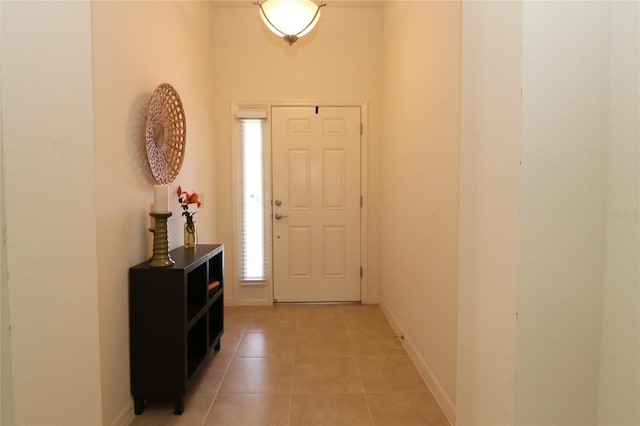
[457,2,522,424]
[1,2,103,425]
[209,3,383,306]
[379,1,460,422]
[597,2,639,424]
[516,3,609,423]
[458,2,640,424]
[0,3,14,423]
[91,2,217,424]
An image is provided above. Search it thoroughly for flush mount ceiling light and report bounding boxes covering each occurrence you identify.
[254,0,326,45]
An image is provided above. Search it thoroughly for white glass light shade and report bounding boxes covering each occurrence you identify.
[259,0,322,39]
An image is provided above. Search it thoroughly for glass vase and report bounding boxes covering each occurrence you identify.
[184,222,197,248]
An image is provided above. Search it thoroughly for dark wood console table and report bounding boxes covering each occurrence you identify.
[129,244,224,415]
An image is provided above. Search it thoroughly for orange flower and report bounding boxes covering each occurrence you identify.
[177,186,201,225]
[181,191,190,204]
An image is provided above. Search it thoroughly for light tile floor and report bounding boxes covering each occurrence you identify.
[129,304,450,426]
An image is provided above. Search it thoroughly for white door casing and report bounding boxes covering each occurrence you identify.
[272,106,361,302]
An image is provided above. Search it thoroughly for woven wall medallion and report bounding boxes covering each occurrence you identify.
[145,83,186,184]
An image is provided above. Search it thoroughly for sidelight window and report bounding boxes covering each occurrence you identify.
[236,109,268,283]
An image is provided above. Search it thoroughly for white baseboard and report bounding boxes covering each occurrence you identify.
[379,303,456,425]
[238,298,273,306]
[110,400,134,426]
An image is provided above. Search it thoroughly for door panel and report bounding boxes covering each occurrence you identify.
[288,150,311,208]
[272,106,361,302]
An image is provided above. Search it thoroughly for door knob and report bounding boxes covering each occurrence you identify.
[274,200,282,207]
[275,213,288,220]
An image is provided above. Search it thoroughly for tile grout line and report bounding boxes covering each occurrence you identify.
[356,361,376,425]
[200,321,247,425]
[287,324,299,426]
[348,314,376,426]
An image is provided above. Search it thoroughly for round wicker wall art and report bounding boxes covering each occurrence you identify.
[145,83,186,184]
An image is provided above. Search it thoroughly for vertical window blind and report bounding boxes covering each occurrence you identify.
[237,110,267,282]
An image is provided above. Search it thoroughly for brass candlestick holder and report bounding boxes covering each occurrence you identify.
[149,212,175,268]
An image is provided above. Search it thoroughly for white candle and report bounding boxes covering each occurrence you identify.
[151,185,169,213]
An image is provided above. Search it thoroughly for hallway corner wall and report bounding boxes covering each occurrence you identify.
[1,2,103,424]
[458,2,640,425]
[0,4,16,421]
[516,3,610,423]
[379,1,461,423]
[457,2,522,424]
[597,2,640,424]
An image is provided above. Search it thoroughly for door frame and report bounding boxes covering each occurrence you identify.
[230,101,370,305]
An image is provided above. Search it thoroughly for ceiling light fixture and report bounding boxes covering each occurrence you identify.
[254,0,326,45]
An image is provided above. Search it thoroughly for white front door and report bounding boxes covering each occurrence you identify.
[272,106,361,302]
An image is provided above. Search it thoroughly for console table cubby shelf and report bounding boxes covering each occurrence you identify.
[129,244,224,415]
